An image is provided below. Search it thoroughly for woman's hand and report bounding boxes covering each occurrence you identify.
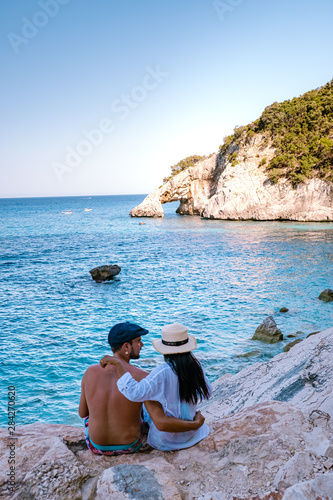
[193,411,205,429]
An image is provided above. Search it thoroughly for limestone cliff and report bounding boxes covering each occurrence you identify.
[1,327,333,499]
[130,135,333,221]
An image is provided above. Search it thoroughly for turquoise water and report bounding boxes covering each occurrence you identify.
[1,195,333,427]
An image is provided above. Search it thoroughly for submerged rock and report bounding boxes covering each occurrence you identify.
[306,330,321,339]
[283,339,303,352]
[251,316,283,343]
[318,288,333,302]
[235,350,262,358]
[89,265,121,282]
[286,331,304,338]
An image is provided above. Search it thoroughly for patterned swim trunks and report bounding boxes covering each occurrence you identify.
[84,417,144,456]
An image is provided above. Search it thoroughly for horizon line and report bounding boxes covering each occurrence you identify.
[0,193,148,200]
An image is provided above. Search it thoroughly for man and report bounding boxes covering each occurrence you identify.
[79,321,204,456]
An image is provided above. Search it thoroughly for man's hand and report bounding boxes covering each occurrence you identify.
[193,411,205,429]
[100,355,120,368]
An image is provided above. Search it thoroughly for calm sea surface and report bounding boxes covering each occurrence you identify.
[0,195,333,427]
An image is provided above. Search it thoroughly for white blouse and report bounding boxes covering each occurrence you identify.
[117,363,212,451]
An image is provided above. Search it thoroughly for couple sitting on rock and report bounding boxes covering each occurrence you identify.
[79,322,212,455]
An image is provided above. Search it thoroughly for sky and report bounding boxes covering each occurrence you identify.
[1,0,333,198]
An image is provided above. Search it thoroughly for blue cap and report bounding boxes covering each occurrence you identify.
[108,321,148,347]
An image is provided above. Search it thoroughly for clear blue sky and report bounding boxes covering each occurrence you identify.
[1,0,333,197]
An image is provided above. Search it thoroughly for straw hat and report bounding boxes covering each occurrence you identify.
[152,323,197,355]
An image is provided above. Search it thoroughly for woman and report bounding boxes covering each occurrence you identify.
[100,323,212,451]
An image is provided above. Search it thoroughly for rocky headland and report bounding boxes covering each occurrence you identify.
[131,80,333,221]
[130,135,333,221]
[1,327,333,499]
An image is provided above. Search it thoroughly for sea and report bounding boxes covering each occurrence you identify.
[1,194,333,427]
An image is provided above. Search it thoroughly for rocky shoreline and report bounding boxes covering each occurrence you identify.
[130,135,333,221]
[1,327,333,499]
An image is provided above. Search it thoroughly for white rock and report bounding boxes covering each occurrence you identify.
[96,463,181,499]
[1,328,333,499]
[282,471,333,499]
[273,451,314,489]
[130,135,333,221]
[323,458,333,470]
[201,327,333,422]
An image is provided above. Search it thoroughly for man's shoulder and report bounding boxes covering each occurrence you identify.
[83,364,103,377]
[85,363,101,372]
[128,364,149,381]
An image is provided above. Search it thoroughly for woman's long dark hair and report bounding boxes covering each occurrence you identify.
[164,352,210,405]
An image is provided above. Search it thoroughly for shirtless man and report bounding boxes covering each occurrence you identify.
[79,322,204,455]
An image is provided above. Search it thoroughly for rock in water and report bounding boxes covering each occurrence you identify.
[319,288,333,302]
[89,265,121,283]
[283,339,303,352]
[252,316,283,343]
[235,350,262,358]
[130,191,164,217]
[280,307,289,313]
[307,330,321,338]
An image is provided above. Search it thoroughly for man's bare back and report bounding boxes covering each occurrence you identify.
[79,361,147,446]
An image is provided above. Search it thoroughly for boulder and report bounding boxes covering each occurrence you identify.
[281,472,333,500]
[89,265,121,283]
[318,288,333,302]
[130,191,164,218]
[251,316,283,343]
[273,451,314,489]
[283,339,303,352]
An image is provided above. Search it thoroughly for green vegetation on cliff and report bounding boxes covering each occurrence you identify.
[162,155,212,184]
[220,80,333,184]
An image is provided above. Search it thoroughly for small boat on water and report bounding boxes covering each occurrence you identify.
[84,208,93,212]
[62,211,72,214]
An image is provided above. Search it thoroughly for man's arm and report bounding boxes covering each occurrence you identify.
[78,375,89,418]
[145,401,205,432]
